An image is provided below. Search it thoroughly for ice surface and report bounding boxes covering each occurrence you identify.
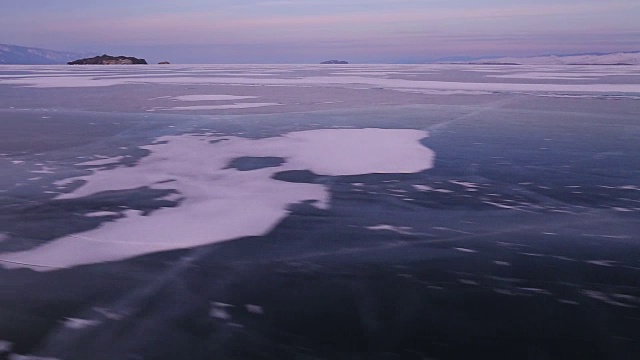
[0,63,638,358]
[2,66,639,95]
[0,128,434,270]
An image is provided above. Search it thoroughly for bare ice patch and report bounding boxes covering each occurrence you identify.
[0,128,434,270]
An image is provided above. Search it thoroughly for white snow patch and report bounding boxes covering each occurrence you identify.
[31,166,56,174]
[518,287,553,295]
[477,52,640,65]
[586,260,617,267]
[160,103,281,110]
[0,340,12,353]
[487,72,599,80]
[494,289,517,296]
[170,95,258,101]
[582,290,636,308]
[76,156,125,166]
[366,224,417,235]
[520,252,545,257]
[210,302,233,320]
[63,317,101,330]
[458,279,479,285]
[449,180,479,188]
[434,227,471,234]
[558,299,580,305]
[0,128,434,270]
[454,247,477,253]
[93,307,126,320]
[8,355,60,360]
[3,68,640,95]
[611,207,634,212]
[245,304,264,315]
[53,178,77,187]
[85,211,120,218]
[210,308,231,320]
[483,201,520,210]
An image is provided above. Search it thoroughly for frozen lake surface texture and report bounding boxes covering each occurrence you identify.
[0,64,639,360]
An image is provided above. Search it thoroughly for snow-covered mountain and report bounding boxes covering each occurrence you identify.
[0,44,93,65]
[468,52,640,65]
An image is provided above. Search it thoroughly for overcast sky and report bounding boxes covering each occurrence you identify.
[2,0,639,63]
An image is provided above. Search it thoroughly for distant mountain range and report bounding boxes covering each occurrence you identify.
[449,52,640,65]
[0,44,94,65]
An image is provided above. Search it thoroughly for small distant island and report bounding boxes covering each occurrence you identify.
[321,60,349,64]
[68,54,148,65]
[158,61,171,65]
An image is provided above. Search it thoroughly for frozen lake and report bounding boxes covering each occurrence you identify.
[1,64,639,359]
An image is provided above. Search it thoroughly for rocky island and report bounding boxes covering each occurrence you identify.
[68,54,148,65]
[321,60,349,64]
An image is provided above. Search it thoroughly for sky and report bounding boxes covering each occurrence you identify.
[2,0,639,63]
